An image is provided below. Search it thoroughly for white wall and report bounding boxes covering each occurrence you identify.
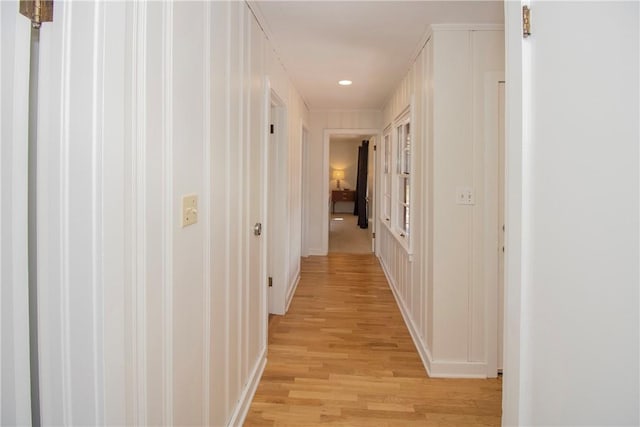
[305,110,381,255]
[503,1,639,424]
[379,26,504,378]
[1,1,308,425]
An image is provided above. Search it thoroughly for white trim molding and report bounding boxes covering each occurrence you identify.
[379,254,488,379]
[225,348,267,427]
[285,269,301,312]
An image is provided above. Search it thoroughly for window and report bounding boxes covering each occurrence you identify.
[380,106,412,250]
[395,116,410,240]
[382,131,392,223]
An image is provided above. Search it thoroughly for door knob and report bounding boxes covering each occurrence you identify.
[254,222,262,236]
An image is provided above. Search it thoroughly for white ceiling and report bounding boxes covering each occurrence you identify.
[251,1,504,110]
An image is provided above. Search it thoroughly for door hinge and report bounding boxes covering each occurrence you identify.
[522,5,531,38]
[373,145,377,151]
[372,232,376,238]
[270,124,274,134]
[268,277,273,287]
[20,0,54,29]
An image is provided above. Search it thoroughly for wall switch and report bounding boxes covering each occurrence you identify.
[456,187,475,205]
[182,194,198,227]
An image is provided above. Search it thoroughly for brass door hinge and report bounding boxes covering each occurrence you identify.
[522,5,531,38]
[372,232,376,238]
[268,277,273,288]
[20,0,53,29]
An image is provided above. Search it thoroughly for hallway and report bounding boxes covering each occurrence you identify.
[245,254,502,426]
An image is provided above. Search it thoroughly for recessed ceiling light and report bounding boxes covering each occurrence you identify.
[338,80,352,86]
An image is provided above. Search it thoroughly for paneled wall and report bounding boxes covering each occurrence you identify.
[379,26,504,378]
[305,110,381,255]
[379,37,429,371]
[1,1,307,425]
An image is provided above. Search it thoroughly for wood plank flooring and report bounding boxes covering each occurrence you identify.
[245,254,502,426]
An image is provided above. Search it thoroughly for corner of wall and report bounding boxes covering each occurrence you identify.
[225,347,267,427]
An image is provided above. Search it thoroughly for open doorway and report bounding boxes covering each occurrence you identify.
[328,135,373,253]
[322,128,380,255]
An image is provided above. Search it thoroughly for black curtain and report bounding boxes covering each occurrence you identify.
[353,140,369,228]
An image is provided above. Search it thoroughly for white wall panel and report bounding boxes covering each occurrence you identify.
[469,30,504,363]
[379,26,504,378]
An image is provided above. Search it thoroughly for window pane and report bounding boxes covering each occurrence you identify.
[403,123,411,174]
[404,205,410,235]
[396,126,402,174]
[404,177,410,204]
[384,134,390,173]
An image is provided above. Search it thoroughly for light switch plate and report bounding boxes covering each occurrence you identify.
[182,194,198,227]
[456,187,475,205]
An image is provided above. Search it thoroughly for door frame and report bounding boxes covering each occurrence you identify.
[483,71,505,378]
[502,0,525,423]
[300,124,309,257]
[265,80,289,315]
[321,128,381,255]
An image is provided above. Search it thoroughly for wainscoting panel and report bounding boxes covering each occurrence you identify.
[8,1,308,425]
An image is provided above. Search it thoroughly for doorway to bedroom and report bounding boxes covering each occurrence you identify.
[328,134,374,253]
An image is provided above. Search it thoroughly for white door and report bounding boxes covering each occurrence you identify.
[497,81,505,371]
[267,103,276,314]
[1,2,32,424]
[503,1,639,425]
[248,68,267,347]
[2,1,131,424]
[301,127,309,257]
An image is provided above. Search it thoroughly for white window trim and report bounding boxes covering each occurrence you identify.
[380,99,414,255]
[380,127,392,228]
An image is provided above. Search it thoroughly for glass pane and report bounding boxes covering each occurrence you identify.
[384,134,390,173]
[396,126,402,174]
[404,205,410,235]
[403,122,411,174]
[404,178,410,204]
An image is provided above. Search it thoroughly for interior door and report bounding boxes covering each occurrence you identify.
[497,81,505,371]
[248,41,267,349]
[1,2,32,424]
[503,1,638,424]
[267,103,276,314]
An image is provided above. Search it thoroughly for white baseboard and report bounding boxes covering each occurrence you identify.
[285,269,301,312]
[428,360,487,378]
[307,248,327,256]
[378,256,432,376]
[378,256,487,379]
[226,347,267,427]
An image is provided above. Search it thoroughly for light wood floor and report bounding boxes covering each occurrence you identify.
[245,254,502,426]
